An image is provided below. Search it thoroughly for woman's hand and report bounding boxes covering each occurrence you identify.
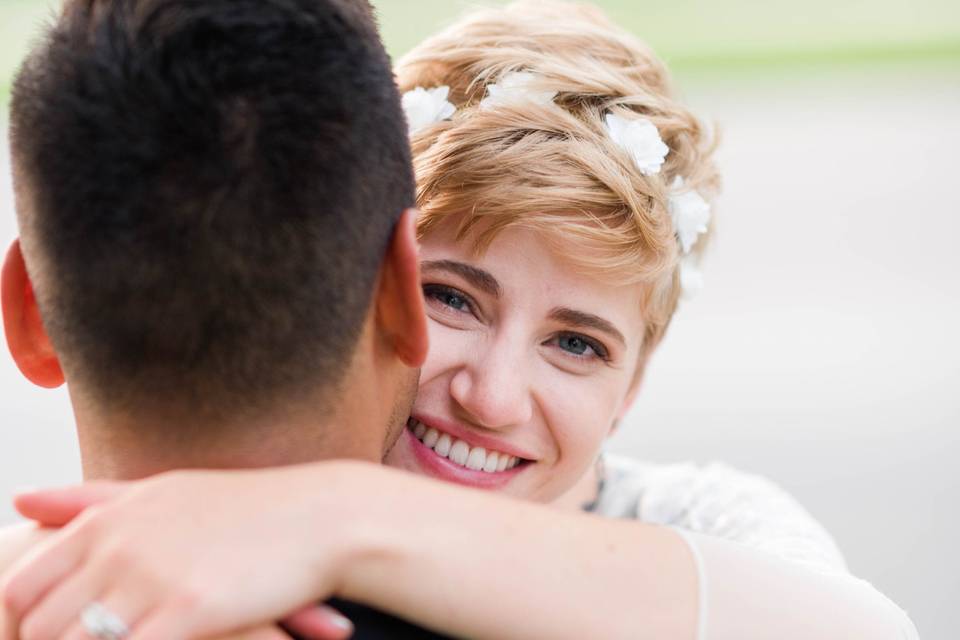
[202,605,355,640]
[0,463,371,640]
[207,609,354,640]
[208,628,297,640]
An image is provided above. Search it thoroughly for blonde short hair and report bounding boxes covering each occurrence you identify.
[396,0,720,358]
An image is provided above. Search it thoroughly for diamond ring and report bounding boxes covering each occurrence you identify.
[80,602,130,640]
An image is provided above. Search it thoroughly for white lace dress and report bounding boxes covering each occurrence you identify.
[593,454,920,639]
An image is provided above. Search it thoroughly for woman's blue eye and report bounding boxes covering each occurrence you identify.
[555,333,610,361]
[423,285,471,313]
[439,292,467,310]
[558,334,591,355]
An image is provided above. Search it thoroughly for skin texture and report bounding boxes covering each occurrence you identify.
[386,224,648,505]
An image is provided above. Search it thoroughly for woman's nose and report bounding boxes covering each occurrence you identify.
[449,343,533,430]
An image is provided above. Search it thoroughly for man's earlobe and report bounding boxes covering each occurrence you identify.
[2,240,65,388]
[376,209,429,368]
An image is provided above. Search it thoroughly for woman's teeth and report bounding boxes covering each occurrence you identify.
[410,421,521,473]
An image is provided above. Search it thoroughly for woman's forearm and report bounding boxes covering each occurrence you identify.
[331,464,918,640]
[333,466,699,639]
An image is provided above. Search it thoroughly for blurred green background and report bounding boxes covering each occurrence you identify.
[2,0,959,103]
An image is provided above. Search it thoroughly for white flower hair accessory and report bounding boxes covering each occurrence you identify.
[402,86,456,135]
[401,82,708,295]
[481,71,558,109]
[604,113,669,176]
[668,176,711,254]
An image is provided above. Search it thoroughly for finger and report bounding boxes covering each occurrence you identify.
[282,605,353,640]
[124,602,199,640]
[2,608,17,640]
[14,483,128,527]
[18,566,100,640]
[60,590,152,640]
[1,530,87,627]
[203,625,294,640]
[128,612,292,640]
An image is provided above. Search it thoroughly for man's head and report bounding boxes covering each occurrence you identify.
[2,0,428,474]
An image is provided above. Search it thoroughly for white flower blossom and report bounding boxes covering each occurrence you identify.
[680,257,705,297]
[604,113,669,176]
[481,72,557,109]
[668,176,711,254]
[402,86,456,135]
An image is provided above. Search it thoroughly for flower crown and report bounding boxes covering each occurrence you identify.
[401,72,711,294]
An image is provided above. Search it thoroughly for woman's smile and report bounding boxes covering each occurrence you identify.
[403,415,532,489]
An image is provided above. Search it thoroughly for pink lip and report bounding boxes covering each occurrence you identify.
[404,428,529,490]
[412,413,537,461]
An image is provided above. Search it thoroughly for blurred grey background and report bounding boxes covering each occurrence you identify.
[1,1,958,637]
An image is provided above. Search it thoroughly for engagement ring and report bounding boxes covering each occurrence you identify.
[81,602,130,640]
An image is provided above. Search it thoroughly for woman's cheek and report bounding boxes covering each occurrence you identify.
[421,321,476,380]
[540,373,619,476]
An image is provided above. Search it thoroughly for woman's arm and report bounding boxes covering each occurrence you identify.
[2,461,917,640]
[1,462,697,640]
[331,464,699,639]
[327,463,918,640]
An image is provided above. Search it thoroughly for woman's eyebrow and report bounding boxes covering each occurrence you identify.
[549,307,626,347]
[421,260,502,297]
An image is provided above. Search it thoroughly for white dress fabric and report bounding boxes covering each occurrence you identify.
[594,454,920,639]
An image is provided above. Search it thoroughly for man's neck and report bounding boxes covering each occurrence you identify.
[75,424,372,480]
[70,385,389,481]
[63,316,413,480]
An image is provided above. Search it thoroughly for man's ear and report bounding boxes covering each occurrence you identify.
[375,209,429,368]
[2,239,64,388]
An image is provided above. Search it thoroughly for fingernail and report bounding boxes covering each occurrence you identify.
[330,611,354,631]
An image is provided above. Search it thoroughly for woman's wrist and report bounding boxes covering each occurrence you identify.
[325,464,489,621]
[310,461,427,602]
[325,471,701,639]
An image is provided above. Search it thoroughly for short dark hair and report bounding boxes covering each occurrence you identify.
[9,0,414,418]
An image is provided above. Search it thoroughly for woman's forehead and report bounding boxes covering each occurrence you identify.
[421,220,637,286]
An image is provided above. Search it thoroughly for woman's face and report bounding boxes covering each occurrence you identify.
[385,223,649,504]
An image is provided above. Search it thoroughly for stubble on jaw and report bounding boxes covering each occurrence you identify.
[383,366,421,460]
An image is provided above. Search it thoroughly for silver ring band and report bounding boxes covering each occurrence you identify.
[81,602,130,640]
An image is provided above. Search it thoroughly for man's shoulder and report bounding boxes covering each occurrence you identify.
[0,523,53,574]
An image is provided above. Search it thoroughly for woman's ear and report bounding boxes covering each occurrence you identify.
[2,239,65,388]
[375,209,429,368]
